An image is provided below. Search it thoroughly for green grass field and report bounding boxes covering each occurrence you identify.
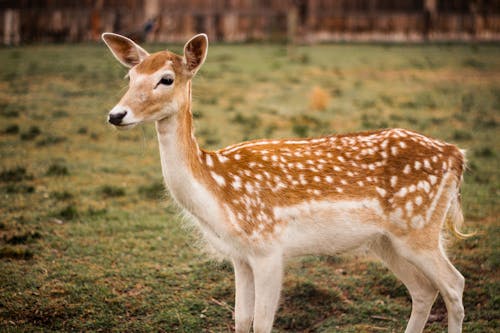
[0,42,499,332]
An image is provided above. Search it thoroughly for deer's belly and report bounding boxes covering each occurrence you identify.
[276,198,386,257]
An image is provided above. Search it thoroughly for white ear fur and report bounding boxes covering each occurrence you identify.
[102,32,150,68]
[183,33,208,76]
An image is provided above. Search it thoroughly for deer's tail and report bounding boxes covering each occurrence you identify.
[445,149,474,239]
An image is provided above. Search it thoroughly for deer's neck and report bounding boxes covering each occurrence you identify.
[155,83,224,230]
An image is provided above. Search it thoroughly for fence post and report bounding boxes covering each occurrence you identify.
[287,5,298,58]
[423,0,437,41]
[3,9,20,45]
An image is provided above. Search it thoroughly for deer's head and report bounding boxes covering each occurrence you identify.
[102,33,208,128]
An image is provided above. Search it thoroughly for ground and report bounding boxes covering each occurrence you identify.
[0,42,498,332]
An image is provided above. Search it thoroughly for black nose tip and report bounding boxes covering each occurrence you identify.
[108,111,127,125]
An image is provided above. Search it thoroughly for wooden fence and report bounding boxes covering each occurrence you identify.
[2,0,500,45]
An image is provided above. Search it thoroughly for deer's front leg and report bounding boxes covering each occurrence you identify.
[250,252,283,333]
[233,258,255,333]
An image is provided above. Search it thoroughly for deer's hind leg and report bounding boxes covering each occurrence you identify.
[370,236,438,333]
[387,174,465,333]
[389,176,465,333]
[393,240,465,333]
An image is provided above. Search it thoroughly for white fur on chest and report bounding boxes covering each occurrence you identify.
[163,165,238,258]
[156,120,232,254]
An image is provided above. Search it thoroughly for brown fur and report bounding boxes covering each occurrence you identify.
[195,129,466,240]
[135,51,183,75]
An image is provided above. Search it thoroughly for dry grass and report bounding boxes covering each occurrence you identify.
[309,86,330,111]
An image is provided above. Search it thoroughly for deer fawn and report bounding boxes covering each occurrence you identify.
[102,33,469,333]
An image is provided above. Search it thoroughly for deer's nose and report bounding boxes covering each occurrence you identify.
[108,110,127,125]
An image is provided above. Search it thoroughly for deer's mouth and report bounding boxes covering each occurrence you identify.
[114,122,139,130]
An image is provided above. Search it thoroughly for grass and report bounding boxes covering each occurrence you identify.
[0,42,499,332]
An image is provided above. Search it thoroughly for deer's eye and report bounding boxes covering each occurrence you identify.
[159,76,174,86]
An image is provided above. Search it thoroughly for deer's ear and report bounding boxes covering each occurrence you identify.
[102,32,149,68]
[183,34,208,76]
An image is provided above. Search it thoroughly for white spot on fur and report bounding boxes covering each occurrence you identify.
[414,161,421,170]
[390,176,398,187]
[429,175,437,185]
[415,196,423,206]
[418,180,431,193]
[325,175,333,183]
[232,175,242,190]
[234,154,241,160]
[273,182,287,192]
[210,171,226,187]
[391,146,398,156]
[405,201,413,214]
[284,139,310,144]
[396,187,408,197]
[217,154,229,163]
[403,164,411,174]
[375,187,386,197]
[205,154,214,167]
[423,159,431,169]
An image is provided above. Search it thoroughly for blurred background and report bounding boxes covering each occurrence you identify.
[2,0,500,45]
[1,1,499,332]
